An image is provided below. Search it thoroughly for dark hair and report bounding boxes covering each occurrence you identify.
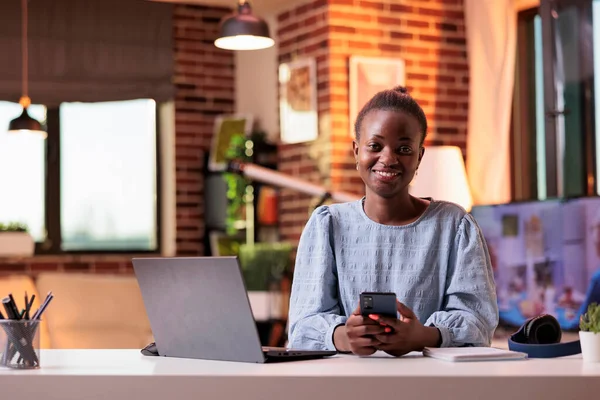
[354,86,428,144]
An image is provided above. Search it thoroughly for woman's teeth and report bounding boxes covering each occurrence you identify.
[375,171,398,177]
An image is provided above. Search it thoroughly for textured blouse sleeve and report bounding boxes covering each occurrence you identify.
[287,206,347,351]
[424,213,499,347]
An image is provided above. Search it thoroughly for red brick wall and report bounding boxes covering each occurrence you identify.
[277,0,469,244]
[173,4,235,256]
[277,1,330,244]
[0,4,234,274]
[0,0,470,273]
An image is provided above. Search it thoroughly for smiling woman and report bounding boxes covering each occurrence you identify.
[287,86,500,356]
[352,86,429,226]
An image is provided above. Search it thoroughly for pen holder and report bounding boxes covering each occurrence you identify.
[0,320,41,369]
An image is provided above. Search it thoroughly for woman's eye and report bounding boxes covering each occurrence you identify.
[399,146,412,154]
[367,143,381,150]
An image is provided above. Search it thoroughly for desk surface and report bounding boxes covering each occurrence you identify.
[0,349,599,400]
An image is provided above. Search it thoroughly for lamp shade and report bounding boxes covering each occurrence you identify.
[8,107,46,137]
[409,146,473,211]
[214,1,274,51]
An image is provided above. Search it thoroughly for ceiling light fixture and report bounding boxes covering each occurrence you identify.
[214,0,274,51]
[9,0,46,137]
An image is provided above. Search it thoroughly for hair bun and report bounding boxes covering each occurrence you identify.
[393,86,408,94]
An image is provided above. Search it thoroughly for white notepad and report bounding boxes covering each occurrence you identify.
[423,347,528,362]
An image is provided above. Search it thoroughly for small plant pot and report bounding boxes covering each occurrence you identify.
[0,232,34,257]
[579,331,600,362]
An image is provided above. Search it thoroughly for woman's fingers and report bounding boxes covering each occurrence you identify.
[351,336,381,348]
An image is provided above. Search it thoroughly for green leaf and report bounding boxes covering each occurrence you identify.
[222,133,251,235]
[580,303,600,333]
[0,222,29,232]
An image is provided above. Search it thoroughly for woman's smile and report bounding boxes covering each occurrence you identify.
[372,168,401,182]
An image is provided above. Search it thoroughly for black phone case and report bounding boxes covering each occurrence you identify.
[360,292,397,318]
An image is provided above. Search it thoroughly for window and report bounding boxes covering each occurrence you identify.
[0,99,160,253]
[512,9,544,201]
[512,0,600,200]
[0,103,46,241]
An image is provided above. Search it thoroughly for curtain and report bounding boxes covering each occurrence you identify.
[465,0,517,205]
[0,0,174,106]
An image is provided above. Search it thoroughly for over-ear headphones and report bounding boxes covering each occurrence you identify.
[508,314,581,358]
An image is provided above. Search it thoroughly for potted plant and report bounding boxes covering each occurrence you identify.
[0,222,35,257]
[579,302,600,362]
[238,242,292,291]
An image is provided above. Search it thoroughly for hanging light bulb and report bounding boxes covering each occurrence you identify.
[214,0,274,51]
[8,0,46,137]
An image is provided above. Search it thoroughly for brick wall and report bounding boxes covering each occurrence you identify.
[173,4,235,256]
[0,0,470,273]
[277,0,469,244]
[277,0,330,244]
[0,4,234,274]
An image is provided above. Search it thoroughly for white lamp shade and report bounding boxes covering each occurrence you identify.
[409,146,473,211]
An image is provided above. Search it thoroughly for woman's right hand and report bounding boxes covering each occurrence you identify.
[335,304,388,355]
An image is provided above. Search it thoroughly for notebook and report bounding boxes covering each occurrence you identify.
[423,347,528,362]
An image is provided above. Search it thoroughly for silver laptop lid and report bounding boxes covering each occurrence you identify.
[132,256,265,363]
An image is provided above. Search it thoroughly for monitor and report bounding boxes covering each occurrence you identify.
[471,197,600,331]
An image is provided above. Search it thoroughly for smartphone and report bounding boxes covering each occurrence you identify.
[360,292,398,318]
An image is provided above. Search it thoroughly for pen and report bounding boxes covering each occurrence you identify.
[7,294,20,320]
[32,292,53,321]
[24,292,28,319]
[2,297,19,320]
[26,294,35,320]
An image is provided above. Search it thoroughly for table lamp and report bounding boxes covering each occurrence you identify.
[409,146,473,211]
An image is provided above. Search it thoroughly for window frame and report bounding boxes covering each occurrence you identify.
[34,102,163,255]
[511,7,541,201]
[512,0,599,201]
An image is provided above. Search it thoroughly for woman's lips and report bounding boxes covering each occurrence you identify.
[372,169,401,182]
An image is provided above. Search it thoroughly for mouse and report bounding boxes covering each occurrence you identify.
[141,342,159,356]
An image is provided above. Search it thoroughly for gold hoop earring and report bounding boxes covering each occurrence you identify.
[356,161,359,170]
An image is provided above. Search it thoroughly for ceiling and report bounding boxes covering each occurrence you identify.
[150,0,306,15]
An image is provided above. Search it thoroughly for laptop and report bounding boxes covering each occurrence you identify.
[132,256,337,363]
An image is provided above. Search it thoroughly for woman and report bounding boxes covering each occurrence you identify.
[287,86,499,356]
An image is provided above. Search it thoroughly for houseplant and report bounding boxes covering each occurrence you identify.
[0,222,35,257]
[238,242,292,291]
[223,133,251,235]
[579,302,600,362]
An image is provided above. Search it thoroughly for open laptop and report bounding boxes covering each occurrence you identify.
[132,256,337,363]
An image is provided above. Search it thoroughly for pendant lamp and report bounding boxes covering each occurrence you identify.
[214,0,274,51]
[9,0,46,137]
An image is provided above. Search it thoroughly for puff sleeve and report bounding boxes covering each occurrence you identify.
[287,206,347,351]
[424,213,499,347]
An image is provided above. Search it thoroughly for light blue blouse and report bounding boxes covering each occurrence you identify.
[287,199,499,351]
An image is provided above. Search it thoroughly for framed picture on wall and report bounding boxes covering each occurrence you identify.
[349,56,406,137]
[279,58,318,144]
[209,114,253,172]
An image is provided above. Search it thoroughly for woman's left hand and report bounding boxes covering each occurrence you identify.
[369,300,441,357]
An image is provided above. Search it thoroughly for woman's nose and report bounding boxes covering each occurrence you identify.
[379,148,399,166]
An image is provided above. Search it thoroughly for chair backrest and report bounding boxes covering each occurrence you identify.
[36,272,153,349]
[0,275,52,349]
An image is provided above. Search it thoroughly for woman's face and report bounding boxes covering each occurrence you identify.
[353,109,424,199]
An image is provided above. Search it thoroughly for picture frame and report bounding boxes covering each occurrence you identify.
[208,114,253,172]
[349,56,406,137]
[278,58,318,144]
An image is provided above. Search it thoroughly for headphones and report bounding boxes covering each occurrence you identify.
[508,314,581,358]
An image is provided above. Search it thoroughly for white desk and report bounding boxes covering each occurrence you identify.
[0,349,599,400]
